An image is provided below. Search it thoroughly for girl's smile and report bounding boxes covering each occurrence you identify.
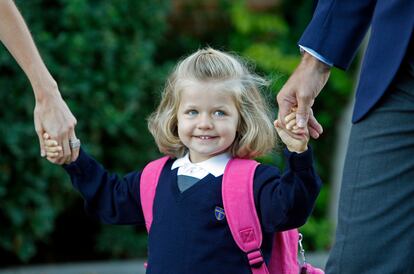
[177,82,239,163]
[195,135,216,139]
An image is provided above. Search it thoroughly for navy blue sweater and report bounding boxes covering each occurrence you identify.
[64,148,321,274]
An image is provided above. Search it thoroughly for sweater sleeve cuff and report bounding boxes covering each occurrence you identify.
[63,147,91,176]
[283,146,314,171]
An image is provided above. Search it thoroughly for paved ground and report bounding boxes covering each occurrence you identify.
[0,253,328,274]
[0,260,146,274]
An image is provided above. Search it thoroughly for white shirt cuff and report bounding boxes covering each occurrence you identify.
[299,45,333,67]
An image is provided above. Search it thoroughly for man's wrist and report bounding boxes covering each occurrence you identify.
[301,52,331,73]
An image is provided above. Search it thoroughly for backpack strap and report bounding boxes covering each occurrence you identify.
[222,158,269,274]
[140,156,170,232]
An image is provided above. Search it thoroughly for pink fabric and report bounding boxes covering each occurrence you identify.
[222,159,269,274]
[269,230,300,274]
[222,159,261,252]
[140,156,169,232]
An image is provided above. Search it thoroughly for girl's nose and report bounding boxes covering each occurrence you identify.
[197,114,213,129]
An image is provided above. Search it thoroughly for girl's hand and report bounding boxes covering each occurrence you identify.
[274,111,310,153]
[43,133,72,165]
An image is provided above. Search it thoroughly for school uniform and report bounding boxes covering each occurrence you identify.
[64,147,321,274]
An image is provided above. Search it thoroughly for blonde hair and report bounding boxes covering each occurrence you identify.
[148,47,276,159]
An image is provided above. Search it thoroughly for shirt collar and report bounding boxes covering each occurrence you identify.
[171,152,232,177]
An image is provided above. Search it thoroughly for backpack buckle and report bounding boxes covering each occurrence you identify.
[247,249,264,268]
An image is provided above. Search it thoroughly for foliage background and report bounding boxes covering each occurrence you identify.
[0,0,356,265]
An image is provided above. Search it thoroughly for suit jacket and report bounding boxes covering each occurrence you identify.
[299,0,414,122]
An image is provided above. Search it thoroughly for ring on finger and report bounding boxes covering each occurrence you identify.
[69,138,81,149]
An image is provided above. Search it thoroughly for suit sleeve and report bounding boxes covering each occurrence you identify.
[253,147,322,233]
[299,0,377,69]
[63,148,145,225]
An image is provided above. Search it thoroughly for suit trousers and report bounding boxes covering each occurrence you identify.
[325,48,414,273]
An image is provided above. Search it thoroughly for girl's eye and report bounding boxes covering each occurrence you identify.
[214,110,225,117]
[187,110,198,116]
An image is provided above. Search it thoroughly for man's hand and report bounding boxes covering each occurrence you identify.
[34,89,78,164]
[277,52,330,138]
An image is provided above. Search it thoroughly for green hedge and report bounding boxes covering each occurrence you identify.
[0,0,170,262]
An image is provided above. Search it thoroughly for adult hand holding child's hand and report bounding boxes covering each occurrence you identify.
[43,133,80,165]
[274,109,309,153]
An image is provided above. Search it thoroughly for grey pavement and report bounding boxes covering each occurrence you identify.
[0,253,328,274]
[0,260,147,274]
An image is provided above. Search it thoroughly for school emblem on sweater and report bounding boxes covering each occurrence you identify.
[215,206,225,220]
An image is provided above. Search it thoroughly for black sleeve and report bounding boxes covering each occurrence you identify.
[63,148,145,225]
[254,147,322,233]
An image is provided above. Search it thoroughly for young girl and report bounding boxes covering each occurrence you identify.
[44,48,321,274]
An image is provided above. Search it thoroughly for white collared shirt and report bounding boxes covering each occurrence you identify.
[171,152,232,179]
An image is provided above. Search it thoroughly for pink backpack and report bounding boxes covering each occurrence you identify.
[140,156,324,274]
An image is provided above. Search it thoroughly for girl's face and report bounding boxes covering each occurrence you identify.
[177,82,239,163]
